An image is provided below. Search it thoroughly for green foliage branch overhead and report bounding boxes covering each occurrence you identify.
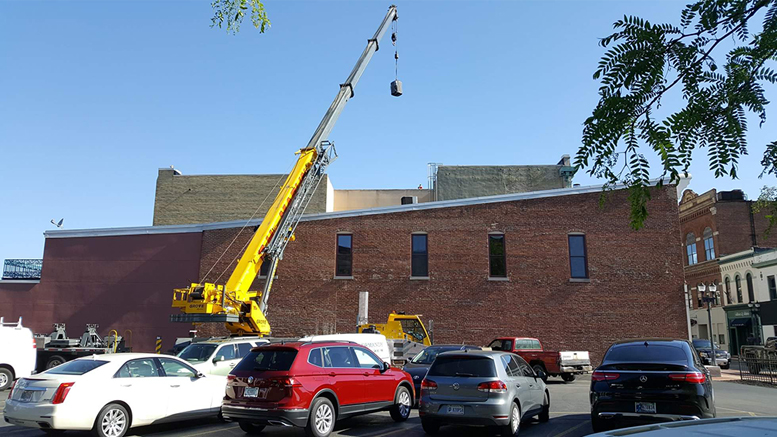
[576,0,777,229]
[211,0,270,34]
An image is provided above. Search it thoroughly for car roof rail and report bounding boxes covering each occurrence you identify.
[302,340,358,346]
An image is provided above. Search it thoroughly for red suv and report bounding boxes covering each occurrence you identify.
[222,341,414,437]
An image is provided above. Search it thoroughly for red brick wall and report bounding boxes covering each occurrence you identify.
[1,233,202,352]
[200,186,686,365]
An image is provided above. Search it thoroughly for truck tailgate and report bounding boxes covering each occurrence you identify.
[559,351,590,365]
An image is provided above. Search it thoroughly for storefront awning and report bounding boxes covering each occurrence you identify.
[730,318,752,327]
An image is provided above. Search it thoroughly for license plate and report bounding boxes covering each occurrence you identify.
[244,387,259,398]
[635,402,656,414]
[446,405,464,415]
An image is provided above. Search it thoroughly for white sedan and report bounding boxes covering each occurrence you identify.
[3,353,226,437]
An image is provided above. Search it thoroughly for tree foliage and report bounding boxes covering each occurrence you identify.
[211,0,270,34]
[576,0,777,229]
[753,185,777,235]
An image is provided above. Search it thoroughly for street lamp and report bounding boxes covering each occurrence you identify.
[747,302,762,344]
[699,283,719,367]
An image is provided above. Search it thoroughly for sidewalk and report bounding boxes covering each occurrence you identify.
[714,368,741,382]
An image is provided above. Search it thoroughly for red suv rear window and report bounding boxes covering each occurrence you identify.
[234,348,298,372]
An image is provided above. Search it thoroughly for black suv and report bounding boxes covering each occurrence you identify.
[590,339,715,432]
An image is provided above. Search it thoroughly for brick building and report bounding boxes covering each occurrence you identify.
[2,180,688,363]
[679,188,776,352]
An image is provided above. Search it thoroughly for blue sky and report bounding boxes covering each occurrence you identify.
[1,0,775,259]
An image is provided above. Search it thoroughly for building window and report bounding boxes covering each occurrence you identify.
[769,275,777,300]
[488,234,507,278]
[724,277,731,305]
[568,234,589,279]
[746,273,755,303]
[703,228,715,260]
[686,233,698,265]
[335,234,353,277]
[411,234,428,277]
[697,288,703,308]
[715,285,721,306]
[736,275,743,303]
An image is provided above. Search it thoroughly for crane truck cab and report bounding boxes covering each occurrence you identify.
[0,317,36,390]
[357,312,432,346]
[177,337,269,377]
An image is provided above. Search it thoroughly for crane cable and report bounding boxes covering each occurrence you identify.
[199,162,295,286]
[392,18,398,80]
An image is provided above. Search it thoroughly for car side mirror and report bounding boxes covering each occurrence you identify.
[212,356,223,364]
[536,370,546,380]
[196,372,205,378]
[380,362,390,373]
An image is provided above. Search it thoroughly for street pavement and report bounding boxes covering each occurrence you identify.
[2,375,776,437]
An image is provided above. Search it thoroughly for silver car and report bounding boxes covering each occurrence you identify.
[418,350,550,436]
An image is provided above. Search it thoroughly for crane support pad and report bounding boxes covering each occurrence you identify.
[170,314,240,323]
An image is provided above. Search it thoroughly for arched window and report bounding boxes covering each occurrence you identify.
[697,285,704,308]
[703,228,715,260]
[746,273,755,302]
[714,283,721,305]
[724,277,731,305]
[736,275,743,303]
[686,233,698,265]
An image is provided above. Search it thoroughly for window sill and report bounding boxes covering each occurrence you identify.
[488,277,509,282]
[257,276,278,280]
[409,276,430,281]
[569,278,591,283]
[333,276,354,280]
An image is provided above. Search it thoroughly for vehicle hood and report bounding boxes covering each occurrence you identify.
[696,348,728,356]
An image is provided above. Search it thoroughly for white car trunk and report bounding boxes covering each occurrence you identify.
[11,374,81,404]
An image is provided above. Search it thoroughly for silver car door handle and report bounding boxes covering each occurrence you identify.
[229,363,236,367]
[120,384,132,387]
[170,384,181,388]
[515,383,521,388]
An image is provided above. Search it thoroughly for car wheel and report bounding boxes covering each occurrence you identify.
[421,418,440,435]
[93,403,129,437]
[591,413,607,433]
[500,402,521,437]
[46,355,67,370]
[305,397,335,437]
[539,391,550,423]
[561,374,576,382]
[0,368,12,391]
[721,363,730,370]
[532,365,548,382]
[238,421,265,434]
[389,386,412,422]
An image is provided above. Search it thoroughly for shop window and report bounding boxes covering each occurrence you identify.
[488,234,507,278]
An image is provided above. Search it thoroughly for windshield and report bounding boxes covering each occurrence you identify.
[692,340,720,349]
[45,360,108,375]
[411,347,456,364]
[177,343,218,362]
[604,344,688,364]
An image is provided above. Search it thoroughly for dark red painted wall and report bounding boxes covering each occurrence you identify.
[0,233,202,352]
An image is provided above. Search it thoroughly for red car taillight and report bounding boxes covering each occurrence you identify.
[420,379,437,393]
[477,381,508,393]
[8,380,17,398]
[591,371,620,381]
[227,375,236,382]
[52,382,75,404]
[271,377,301,388]
[669,372,706,384]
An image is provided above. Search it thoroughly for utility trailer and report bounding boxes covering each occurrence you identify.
[34,323,129,372]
